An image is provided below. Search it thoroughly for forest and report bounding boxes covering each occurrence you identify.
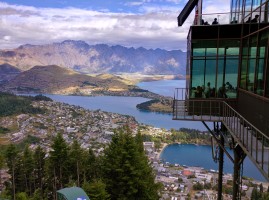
[0,92,51,117]
[0,127,160,200]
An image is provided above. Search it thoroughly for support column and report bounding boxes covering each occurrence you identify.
[218,134,224,200]
[233,145,245,200]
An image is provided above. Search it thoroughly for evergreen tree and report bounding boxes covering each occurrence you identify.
[47,133,69,199]
[68,139,85,186]
[85,148,102,181]
[260,183,264,193]
[33,146,46,198]
[251,186,262,200]
[0,152,4,187]
[83,180,110,200]
[102,126,159,200]
[15,192,28,200]
[21,146,35,196]
[5,144,19,200]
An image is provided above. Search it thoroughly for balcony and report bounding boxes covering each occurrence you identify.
[173,88,269,180]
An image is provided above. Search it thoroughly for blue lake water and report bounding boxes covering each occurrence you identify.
[137,79,184,98]
[160,144,266,181]
[44,80,206,130]
[41,79,265,181]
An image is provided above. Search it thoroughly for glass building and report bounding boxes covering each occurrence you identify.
[174,0,269,199]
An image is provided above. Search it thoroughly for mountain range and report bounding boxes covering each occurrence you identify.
[0,40,186,75]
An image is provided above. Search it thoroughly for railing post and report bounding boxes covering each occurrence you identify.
[262,136,264,170]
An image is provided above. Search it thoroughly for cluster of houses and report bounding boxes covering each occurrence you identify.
[143,142,269,200]
[3,101,138,153]
[1,100,269,199]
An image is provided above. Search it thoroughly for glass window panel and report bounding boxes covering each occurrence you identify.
[255,58,265,95]
[242,39,249,56]
[193,48,205,56]
[206,48,217,56]
[240,58,248,89]
[217,59,224,97]
[225,58,239,98]
[252,0,260,10]
[259,47,265,58]
[260,4,266,22]
[226,47,240,56]
[191,59,205,98]
[219,40,240,56]
[245,0,252,17]
[205,59,216,98]
[250,47,257,58]
[247,59,256,92]
[219,48,225,55]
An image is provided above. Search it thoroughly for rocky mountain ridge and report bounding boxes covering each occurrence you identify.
[0,40,186,75]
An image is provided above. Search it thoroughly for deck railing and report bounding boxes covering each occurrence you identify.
[173,88,269,180]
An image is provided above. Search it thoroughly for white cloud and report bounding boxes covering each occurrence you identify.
[0,1,230,50]
[3,35,11,41]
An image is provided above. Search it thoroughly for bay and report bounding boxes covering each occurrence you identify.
[35,79,265,181]
[160,144,266,182]
[137,79,184,98]
[44,94,206,130]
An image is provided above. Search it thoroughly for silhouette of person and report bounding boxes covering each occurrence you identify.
[251,15,259,23]
[204,21,209,25]
[212,18,218,25]
[204,82,211,98]
[246,17,251,23]
[231,17,238,24]
[217,85,227,98]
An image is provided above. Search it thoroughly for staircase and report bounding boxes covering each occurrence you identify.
[173,88,269,181]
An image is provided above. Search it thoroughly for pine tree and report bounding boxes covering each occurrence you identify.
[82,180,110,200]
[251,186,262,200]
[33,146,46,198]
[21,146,35,196]
[85,148,102,181]
[68,139,85,186]
[5,144,19,200]
[0,152,4,187]
[47,133,69,199]
[102,126,159,200]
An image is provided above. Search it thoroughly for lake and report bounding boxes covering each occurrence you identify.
[42,79,265,181]
[44,80,206,130]
[160,144,266,182]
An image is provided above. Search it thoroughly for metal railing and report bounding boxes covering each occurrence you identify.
[222,102,269,179]
[173,88,269,180]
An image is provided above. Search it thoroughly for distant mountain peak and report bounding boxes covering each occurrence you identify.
[0,40,186,75]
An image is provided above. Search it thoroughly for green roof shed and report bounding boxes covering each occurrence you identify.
[57,187,90,200]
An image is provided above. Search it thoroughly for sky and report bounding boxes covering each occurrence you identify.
[0,0,230,51]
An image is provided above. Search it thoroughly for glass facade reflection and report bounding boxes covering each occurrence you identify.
[240,28,269,96]
[190,39,240,99]
[188,0,269,100]
[231,0,269,23]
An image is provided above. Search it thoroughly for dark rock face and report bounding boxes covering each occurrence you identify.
[0,40,186,75]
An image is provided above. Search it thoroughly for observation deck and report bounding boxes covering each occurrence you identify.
[173,88,269,181]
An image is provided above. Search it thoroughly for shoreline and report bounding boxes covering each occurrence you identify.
[157,143,168,159]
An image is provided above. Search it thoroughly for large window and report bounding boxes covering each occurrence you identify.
[190,39,240,99]
[240,29,269,97]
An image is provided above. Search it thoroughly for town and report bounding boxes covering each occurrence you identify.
[0,100,268,199]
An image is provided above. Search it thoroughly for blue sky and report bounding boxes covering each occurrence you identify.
[0,0,230,50]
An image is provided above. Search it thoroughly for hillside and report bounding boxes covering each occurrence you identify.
[2,65,132,94]
[0,40,186,75]
[0,63,21,84]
